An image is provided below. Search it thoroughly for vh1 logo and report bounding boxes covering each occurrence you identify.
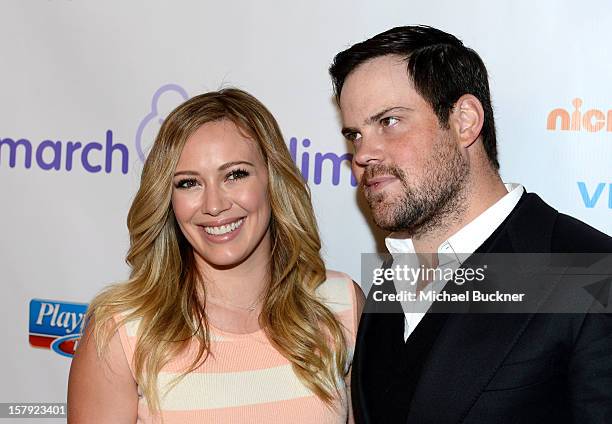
[578,182,612,209]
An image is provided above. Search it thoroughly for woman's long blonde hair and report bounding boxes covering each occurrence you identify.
[86,88,348,413]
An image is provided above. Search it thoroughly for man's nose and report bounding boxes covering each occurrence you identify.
[353,133,384,168]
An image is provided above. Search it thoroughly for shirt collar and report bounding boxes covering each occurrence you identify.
[385,183,524,262]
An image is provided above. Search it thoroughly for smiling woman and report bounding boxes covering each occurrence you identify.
[67,88,364,424]
[171,120,272,270]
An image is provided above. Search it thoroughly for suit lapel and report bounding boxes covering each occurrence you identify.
[406,193,559,423]
[353,255,409,423]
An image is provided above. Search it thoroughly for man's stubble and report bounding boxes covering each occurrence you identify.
[361,133,469,238]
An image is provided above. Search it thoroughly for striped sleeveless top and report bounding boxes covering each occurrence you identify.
[115,271,358,423]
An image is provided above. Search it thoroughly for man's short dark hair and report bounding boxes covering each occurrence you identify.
[329,25,499,171]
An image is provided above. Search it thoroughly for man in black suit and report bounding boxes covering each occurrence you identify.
[329,26,612,423]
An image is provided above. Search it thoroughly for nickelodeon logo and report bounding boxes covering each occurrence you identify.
[547,98,612,132]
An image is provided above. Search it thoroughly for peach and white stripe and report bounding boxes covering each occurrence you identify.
[156,364,314,409]
[115,272,357,423]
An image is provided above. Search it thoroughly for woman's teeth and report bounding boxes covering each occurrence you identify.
[203,218,244,235]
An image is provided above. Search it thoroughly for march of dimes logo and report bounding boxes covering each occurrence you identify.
[29,299,88,358]
[547,98,612,210]
[137,85,357,186]
[1,83,357,187]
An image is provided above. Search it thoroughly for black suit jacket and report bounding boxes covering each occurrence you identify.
[352,192,612,424]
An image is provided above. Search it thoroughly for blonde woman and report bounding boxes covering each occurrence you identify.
[67,88,364,423]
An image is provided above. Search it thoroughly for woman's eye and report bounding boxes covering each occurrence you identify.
[227,169,250,181]
[381,116,399,127]
[175,178,198,189]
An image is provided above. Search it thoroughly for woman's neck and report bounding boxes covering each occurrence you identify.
[195,234,272,306]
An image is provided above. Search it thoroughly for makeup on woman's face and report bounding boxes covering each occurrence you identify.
[171,119,271,269]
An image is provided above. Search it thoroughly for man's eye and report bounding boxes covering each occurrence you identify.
[381,116,399,127]
[345,132,362,142]
[227,169,250,181]
[175,178,198,189]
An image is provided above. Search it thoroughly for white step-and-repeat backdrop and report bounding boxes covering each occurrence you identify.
[2,0,611,414]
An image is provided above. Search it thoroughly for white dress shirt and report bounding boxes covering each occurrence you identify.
[385,183,525,341]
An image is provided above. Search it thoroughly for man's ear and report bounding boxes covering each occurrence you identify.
[451,94,484,148]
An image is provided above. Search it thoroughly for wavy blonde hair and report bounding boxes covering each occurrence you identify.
[86,88,348,413]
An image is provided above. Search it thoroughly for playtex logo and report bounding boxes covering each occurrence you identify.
[29,299,88,358]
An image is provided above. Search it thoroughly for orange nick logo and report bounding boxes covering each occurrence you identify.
[547,98,612,132]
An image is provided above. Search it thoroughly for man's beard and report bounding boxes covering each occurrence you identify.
[361,135,469,237]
